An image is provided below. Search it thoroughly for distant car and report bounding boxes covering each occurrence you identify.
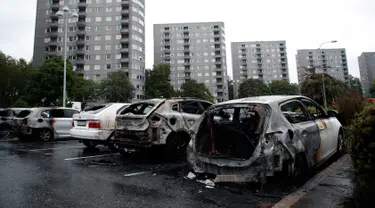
[0,108,28,138]
[187,95,344,183]
[70,103,130,149]
[12,107,79,141]
[111,98,213,156]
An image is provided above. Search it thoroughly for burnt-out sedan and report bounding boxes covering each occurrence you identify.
[187,95,343,183]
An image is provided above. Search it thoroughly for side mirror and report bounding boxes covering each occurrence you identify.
[41,112,50,118]
[327,110,338,118]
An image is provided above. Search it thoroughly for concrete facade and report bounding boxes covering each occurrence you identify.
[358,52,375,97]
[296,48,349,85]
[33,0,146,100]
[153,22,229,103]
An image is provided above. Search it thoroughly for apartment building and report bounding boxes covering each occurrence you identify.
[153,22,229,103]
[33,0,146,100]
[358,52,375,97]
[296,49,349,84]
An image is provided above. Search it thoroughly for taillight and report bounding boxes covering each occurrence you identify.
[88,121,100,129]
[72,121,75,127]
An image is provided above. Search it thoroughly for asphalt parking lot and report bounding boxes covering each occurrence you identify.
[0,138,300,208]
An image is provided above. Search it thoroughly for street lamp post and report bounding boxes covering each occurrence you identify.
[56,6,78,107]
[318,40,337,109]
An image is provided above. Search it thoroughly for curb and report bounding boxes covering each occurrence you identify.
[272,154,350,208]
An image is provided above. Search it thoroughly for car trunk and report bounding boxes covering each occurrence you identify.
[195,104,266,160]
[115,100,165,132]
[72,105,109,130]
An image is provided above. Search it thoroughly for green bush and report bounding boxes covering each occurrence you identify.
[335,91,365,126]
[347,104,375,205]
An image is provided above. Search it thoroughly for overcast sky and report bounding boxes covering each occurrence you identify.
[1,0,374,83]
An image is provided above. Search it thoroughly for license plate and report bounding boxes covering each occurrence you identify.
[77,121,86,126]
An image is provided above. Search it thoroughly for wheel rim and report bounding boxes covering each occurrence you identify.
[338,134,344,152]
[40,130,51,141]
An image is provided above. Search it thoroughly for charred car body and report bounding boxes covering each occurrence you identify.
[111,98,213,155]
[12,107,79,141]
[0,108,28,138]
[187,96,343,183]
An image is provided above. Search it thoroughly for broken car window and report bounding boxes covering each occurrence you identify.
[180,101,203,115]
[15,110,32,118]
[301,100,326,120]
[120,103,155,115]
[64,109,79,118]
[83,104,112,114]
[49,109,65,118]
[0,110,9,117]
[280,101,311,124]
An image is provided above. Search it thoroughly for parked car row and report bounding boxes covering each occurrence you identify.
[1,95,344,183]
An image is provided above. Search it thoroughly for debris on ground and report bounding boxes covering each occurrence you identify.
[197,179,215,188]
[186,172,196,180]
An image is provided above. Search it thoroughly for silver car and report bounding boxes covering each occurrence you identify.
[187,96,343,183]
[13,107,80,141]
[111,98,213,155]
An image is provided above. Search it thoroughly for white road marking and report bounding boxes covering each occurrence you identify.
[124,171,151,177]
[0,139,18,142]
[29,146,83,152]
[64,153,119,161]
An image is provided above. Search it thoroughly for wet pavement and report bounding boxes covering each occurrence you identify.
[0,138,293,208]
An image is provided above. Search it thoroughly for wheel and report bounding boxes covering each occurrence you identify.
[337,132,344,156]
[283,154,309,185]
[82,140,98,149]
[165,132,190,157]
[39,129,54,142]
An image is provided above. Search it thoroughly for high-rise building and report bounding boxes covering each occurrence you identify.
[231,41,289,85]
[231,41,289,98]
[33,0,146,100]
[296,48,349,85]
[358,52,375,97]
[153,22,229,102]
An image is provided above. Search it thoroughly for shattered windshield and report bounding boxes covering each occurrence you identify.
[83,104,112,114]
[120,103,155,115]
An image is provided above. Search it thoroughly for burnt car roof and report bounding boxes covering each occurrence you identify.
[134,98,212,104]
[215,95,310,106]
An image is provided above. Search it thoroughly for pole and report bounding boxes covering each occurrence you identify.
[322,73,327,109]
[63,13,68,107]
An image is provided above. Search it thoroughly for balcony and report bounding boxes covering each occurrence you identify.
[120,28,129,34]
[121,10,129,15]
[47,41,58,47]
[75,59,85,65]
[50,13,58,19]
[46,50,58,56]
[78,11,86,17]
[76,49,85,55]
[76,30,85,36]
[76,40,85,46]
[48,31,58,38]
[120,48,129,53]
[120,38,129,43]
[121,0,130,5]
[120,57,129,63]
[77,21,86,27]
[51,3,60,10]
[50,21,59,28]
[78,2,86,8]
[121,19,129,24]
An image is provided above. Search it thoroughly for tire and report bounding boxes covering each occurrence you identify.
[283,154,309,185]
[39,129,54,142]
[82,140,98,149]
[0,129,11,139]
[336,131,344,156]
[165,132,190,157]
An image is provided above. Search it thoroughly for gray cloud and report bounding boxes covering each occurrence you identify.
[1,0,374,83]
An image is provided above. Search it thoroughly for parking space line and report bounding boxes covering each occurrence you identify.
[29,146,83,152]
[124,171,150,177]
[64,153,119,161]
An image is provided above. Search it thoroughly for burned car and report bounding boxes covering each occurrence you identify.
[12,107,79,141]
[111,98,213,155]
[187,96,343,183]
[0,108,28,138]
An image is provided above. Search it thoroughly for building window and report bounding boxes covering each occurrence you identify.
[116,35,121,40]
[105,54,111,60]
[104,35,111,40]
[94,45,101,50]
[106,7,112,12]
[94,65,100,70]
[116,63,121,69]
[95,26,100,31]
[96,17,102,22]
[84,65,90,71]
[105,45,112,50]
[106,16,112,22]
[105,26,111,31]
[95,55,101,60]
[115,54,121,60]
[106,64,111,69]
[85,27,91,32]
[116,6,121,12]
[95,35,101,41]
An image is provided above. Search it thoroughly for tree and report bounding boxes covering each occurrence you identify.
[23,57,76,106]
[300,73,348,106]
[238,79,270,98]
[268,80,299,95]
[348,75,363,96]
[99,71,135,102]
[178,79,215,103]
[70,77,99,109]
[0,52,31,107]
[145,64,175,99]
[369,80,375,98]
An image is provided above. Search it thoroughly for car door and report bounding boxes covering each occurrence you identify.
[280,100,321,167]
[180,100,205,129]
[300,99,337,164]
[49,109,69,137]
[63,109,79,135]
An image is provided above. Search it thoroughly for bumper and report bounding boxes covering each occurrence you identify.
[112,129,154,148]
[187,147,279,183]
[70,128,112,141]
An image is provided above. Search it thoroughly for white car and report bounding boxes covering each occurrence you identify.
[70,103,130,148]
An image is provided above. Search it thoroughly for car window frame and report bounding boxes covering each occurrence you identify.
[49,109,65,118]
[199,101,213,111]
[63,109,79,118]
[300,99,328,120]
[180,100,205,115]
[279,99,313,124]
